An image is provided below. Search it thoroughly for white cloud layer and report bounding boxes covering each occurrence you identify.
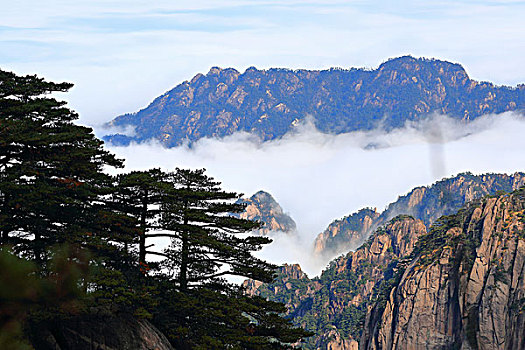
[105,112,525,276]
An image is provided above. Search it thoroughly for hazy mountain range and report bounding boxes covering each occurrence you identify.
[103,56,525,147]
[314,172,525,261]
[99,56,525,349]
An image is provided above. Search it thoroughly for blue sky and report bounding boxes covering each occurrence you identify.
[1,0,524,126]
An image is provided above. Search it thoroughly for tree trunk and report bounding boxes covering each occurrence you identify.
[139,189,148,266]
[179,195,189,292]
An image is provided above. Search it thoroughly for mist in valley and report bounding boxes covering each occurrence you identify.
[104,111,525,276]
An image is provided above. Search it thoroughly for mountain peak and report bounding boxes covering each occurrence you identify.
[207,66,223,75]
[234,190,296,235]
[251,190,275,202]
[314,172,525,260]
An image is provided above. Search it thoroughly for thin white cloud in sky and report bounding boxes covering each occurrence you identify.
[105,112,525,276]
[1,0,524,126]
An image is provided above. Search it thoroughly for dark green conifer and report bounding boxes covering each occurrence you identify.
[0,69,122,266]
[148,168,312,348]
[112,168,170,267]
[159,168,270,290]
[0,69,141,314]
[0,69,312,348]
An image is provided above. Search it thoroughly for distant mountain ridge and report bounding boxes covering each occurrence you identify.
[103,56,525,147]
[314,172,525,260]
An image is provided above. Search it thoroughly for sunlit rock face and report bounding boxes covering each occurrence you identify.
[246,179,525,350]
[104,56,525,147]
[235,190,296,235]
[362,188,525,350]
[245,216,427,349]
[314,208,381,260]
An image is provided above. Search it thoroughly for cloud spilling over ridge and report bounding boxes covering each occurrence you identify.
[105,112,525,276]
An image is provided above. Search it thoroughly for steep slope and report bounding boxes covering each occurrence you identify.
[314,172,525,260]
[245,216,427,349]
[234,190,296,235]
[313,208,380,260]
[31,313,174,350]
[361,187,525,350]
[104,56,525,146]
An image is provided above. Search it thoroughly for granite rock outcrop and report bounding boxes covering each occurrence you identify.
[361,187,525,350]
[235,190,296,235]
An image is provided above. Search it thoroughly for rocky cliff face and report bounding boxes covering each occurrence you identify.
[104,56,525,147]
[246,216,427,349]
[361,188,525,350]
[247,185,525,349]
[235,190,296,235]
[313,208,380,260]
[31,313,174,350]
[314,172,525,261]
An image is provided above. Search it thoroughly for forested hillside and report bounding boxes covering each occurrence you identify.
[248,187,525,349]
[105,56,525,147]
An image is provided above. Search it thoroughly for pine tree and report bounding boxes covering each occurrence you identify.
[159,168,271,290]
[0,69,141,314]
[149,168,312,348]
[0,69,123,267]
[111,168,171,268]
[0,69,312,347]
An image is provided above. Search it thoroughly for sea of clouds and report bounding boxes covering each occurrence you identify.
[103,112,525,276]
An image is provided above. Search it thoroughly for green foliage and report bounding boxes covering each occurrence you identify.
[389,214,414,223]
[0,246,90,349]
[0,68,311,348]
[492,263,509,285]
[0,248,39,350]
[160,168,272,290]
[153,281,311,349]
[369,260,405,321]
[0,69,139,314]
[0,69,122,253]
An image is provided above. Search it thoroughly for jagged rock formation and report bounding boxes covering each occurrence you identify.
[104,56,525,147]
[235,190,296,235]
[361,187,525,350]
[245,216,427,349]
[317,330,359,350]
[31,313,174,350]
[314,172,525,260]
[314,208,380,260]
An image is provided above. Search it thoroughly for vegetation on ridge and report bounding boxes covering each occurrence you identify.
[105,56,525,147]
